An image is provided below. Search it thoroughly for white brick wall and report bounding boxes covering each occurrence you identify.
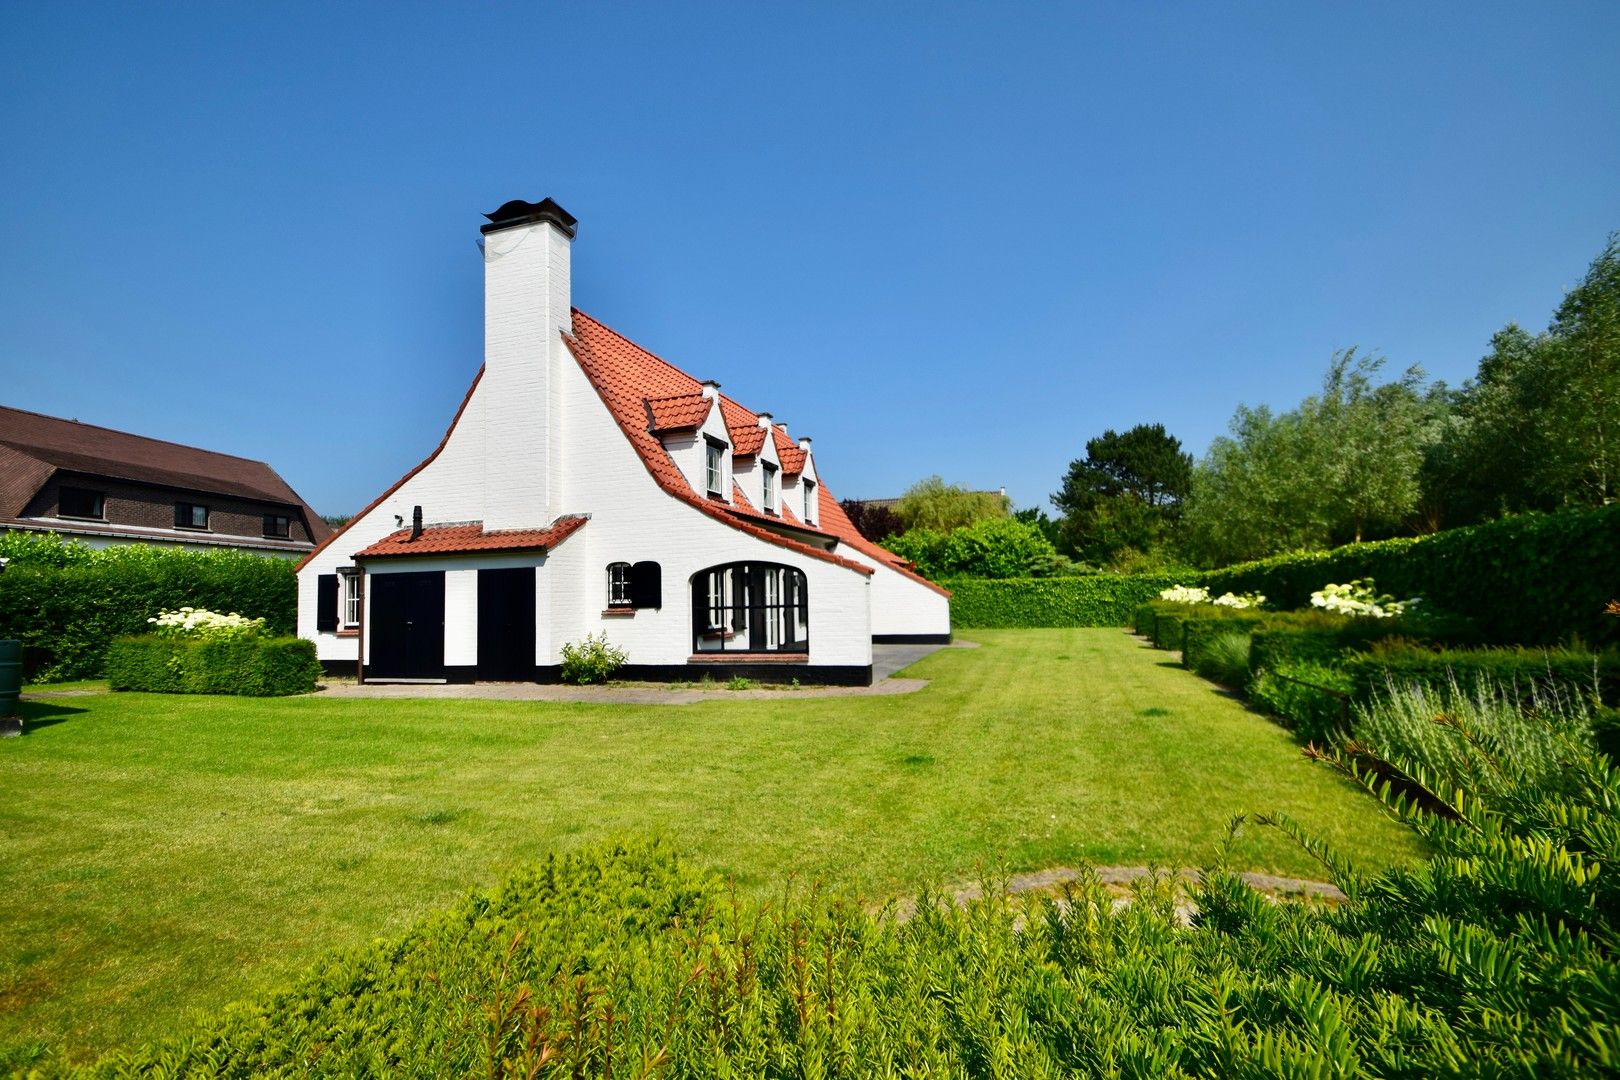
[481,217,571,531]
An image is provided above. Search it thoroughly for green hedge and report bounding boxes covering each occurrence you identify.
[0,534,295,680]
[1203,504,1620,646]
[944,574,1186,628]
[106,635,319,696]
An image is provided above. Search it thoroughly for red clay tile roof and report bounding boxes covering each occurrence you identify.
[295,368,485,570]
[0,403,330,542]
[645,392,713,433]
[718,398,768,457]
[726,479,842,541]
[355,515,587,558]
[564,310,874,578]
[775,428,807,476]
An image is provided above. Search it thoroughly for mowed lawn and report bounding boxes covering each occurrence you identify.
[0,629,1420,1060]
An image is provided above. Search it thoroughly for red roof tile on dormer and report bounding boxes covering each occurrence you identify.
[645,393,713,433]
[774,428,807,476]
[719,398,768,457]
[355,515,587,558]
[563,310,874,578]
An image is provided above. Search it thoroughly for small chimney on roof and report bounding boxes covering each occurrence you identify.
[699,380,721,400]
[756,412,773,429]
[798,436,812,452]
[410,505,423,541]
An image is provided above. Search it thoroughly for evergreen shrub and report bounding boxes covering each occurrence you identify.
[945,574,1184,628]
[106,635,319,696]
[0,533,296,681]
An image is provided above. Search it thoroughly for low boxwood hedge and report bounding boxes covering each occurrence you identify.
[106,635,320,696]
[945,574,1186,628]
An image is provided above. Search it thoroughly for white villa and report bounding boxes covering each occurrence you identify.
[296,198,949,685]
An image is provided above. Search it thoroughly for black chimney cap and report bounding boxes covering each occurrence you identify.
[481,197,577,237]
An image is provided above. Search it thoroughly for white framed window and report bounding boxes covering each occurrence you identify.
[802,478,816,523]
[762,462,778,514]
[607,562,633,607]
[339,569,362,629]
[704,438,726,496]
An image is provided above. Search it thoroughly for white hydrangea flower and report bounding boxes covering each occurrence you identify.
[1308,580,1418,619]
[1158,585,1211,605]
[149,607,268,640]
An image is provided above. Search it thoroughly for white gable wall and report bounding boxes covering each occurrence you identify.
[296,373,498,662]
[838,546,952,638]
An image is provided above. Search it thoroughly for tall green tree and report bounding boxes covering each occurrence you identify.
[1307,349,1431,543]
[1181,351,1436,566]
[1423,234,1620,525]
[893,477,1008,532]
[1051,423,1192,567]
[1538,233,1620,505]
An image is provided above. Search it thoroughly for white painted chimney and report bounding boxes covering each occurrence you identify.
[756,412,773,429]
[699,380,721,399]
[798,436,812,452]
[479,197,576,531]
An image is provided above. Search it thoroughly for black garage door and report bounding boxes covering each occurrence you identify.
[367,570,445,679]
[477,567,536,680]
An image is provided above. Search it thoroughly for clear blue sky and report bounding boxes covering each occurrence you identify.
[3,3,1617,516]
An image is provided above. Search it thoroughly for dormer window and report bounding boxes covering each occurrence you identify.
[762,462,778,514]
[803,478,817,523]
[704,437,726,497]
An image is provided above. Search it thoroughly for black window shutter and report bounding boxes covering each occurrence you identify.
[316,574,338,632]
[631,561,662,609]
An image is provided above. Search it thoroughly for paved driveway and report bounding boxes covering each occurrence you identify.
[872,641,953,681]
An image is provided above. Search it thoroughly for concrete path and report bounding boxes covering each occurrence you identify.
[316,641,966,704]
[891,864,1345,925]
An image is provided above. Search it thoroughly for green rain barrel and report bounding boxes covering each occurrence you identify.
[0,640,20,719]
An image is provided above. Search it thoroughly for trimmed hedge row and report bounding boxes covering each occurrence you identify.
[1203,504,1620,646]
[0,536,296,680]
[945,574,1185,628]
[106,635,320,696]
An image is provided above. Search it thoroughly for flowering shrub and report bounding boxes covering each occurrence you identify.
[1308,579,1417,619]
[559,632,628,684]
[148,607,268,640]
[1211,591,1266,609]
[1157,585,1209,605]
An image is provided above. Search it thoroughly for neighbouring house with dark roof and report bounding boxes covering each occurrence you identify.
[296,197,950,686]
[0,405,331,557]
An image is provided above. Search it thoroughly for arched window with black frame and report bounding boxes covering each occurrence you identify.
[691,562,808,654]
